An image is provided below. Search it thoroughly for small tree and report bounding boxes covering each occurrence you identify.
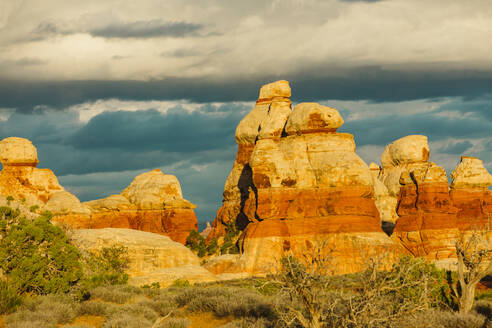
[451,229,492,313]
[0,210,83,294]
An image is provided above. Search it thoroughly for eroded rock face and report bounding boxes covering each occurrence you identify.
[375,135,431,224]
[71,228,216,286]
[210,84,402,275]
[0,138,197,244]
[81,170,198,244]
[391,162,460,262]
[0,137,90,219]
[450,157,492,231]
[209,80,292,239]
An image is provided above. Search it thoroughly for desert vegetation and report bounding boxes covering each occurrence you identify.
[0,205,490,328]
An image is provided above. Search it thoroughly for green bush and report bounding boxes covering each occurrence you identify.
[207,237,219,255]
[0,210,83,294]
[83,245,130,287]
[0,281,22,314]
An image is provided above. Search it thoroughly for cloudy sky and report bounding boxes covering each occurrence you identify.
[1,0,491,228]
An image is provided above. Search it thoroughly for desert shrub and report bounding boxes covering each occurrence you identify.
[207,237,219,255]
[397,309,486,328]
[0,210,83,295]
[89,284,141,304]
[176,286,275,320]
[171,279,191,288]
[77,300,112,316]
[276,253,453,328]
[102,313,153,328]
[29,205,39,213]
[155,317,191,328]
[141,281,161,289]
[186,230,206,253]
[0,281,22,314]
[103,302,158,328]
[5,294,78,328]
[83,245,130,286]
[147,293,179,316]
[219,221,240,254]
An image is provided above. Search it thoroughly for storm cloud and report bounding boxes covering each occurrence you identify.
[0,0,491,226]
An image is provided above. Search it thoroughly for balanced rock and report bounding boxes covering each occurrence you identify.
[209,80,292,239]
[71,228,217,286]
[375,135,431,223]
[450,157,492,231]
[0,137,91,221]
[210,83,402,275]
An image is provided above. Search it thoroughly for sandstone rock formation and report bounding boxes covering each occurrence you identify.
[0,137,197,244]
[374,135,430,225]
[82,169,198,244]
[391,161,460,262]
[369,136,460,262]
[71,228,217,286]
[0,137,91,221]
[210,82,402,275]
[450,156,492,231]
[209,80,292,239]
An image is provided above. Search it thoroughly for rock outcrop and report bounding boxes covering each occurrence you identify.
[71,228,217,286]
[81,170,198,244]
[209,80,292,239]
[372,136,460,262]
[450,157,492,231]
[0,137,91,222]
[210,82,402,275]
[0,137,198,244]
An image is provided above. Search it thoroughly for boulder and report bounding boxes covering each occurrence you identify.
[375,135,431,223]
[70,228,217,286]
[0,137,38,166]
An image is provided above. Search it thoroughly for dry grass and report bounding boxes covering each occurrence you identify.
[187,313,231,328]
[60,315,105,328]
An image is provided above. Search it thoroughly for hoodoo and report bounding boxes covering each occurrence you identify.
[0,137,91,220]
[209,81,402,274]
[450,156,492,231]
[84,169,198,244]
[0,137,198,244]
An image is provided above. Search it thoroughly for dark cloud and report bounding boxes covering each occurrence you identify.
[340,110,492,147]
[89,20,204,39]
[67,105,244,152]
[2,66,492,111]
[439,141,473,155]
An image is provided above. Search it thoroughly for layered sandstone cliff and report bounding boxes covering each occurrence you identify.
[209,81,402,275]
[0,137,197,244]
